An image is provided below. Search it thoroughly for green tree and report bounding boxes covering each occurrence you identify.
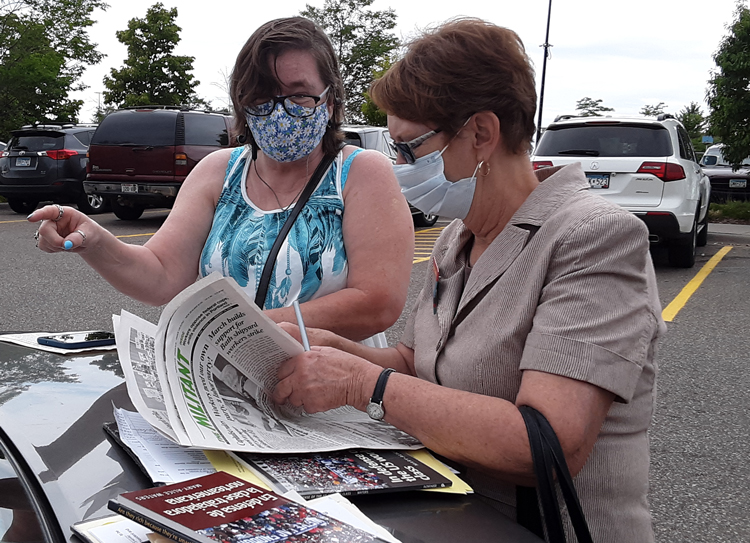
[677,101,707,152]
[301,0,399,123]
[640,102,667,117]
[707,2,750,167]
[575,97,614,117]
[103,3,205,108]
[0,0,106,139]
[360,57,394,127]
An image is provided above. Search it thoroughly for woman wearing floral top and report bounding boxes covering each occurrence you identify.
[29,17,413,344]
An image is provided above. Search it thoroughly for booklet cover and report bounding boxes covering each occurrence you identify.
[237,449,452,499]
[108,471,387,543]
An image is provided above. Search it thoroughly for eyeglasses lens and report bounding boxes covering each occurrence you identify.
[391,142,416,164]
[284,97,317,118]
[246,101,275,116]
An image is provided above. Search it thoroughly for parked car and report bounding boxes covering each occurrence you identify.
[85,107,234,220]
[342,124,439,227]
[0,124,106,215]
[532,114,711,268]
[0,340,541,543]
[699,143,750,203]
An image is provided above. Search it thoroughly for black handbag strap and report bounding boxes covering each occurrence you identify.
[518,405,594,543]
[253,151,337,309]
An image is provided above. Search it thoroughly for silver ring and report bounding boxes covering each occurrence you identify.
[33,229,39,241]
[75,229,86,245]
[53,204,64,222]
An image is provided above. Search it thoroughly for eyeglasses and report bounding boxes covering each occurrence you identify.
[245,86,330,118]
[390,128,442,164]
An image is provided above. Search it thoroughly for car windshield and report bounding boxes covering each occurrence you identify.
[535,124,673,157]
[700,148,750,167]
[8,134,63,152]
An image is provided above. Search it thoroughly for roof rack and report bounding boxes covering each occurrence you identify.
[17,122,97,131]
[656,113,675,121]
[120,105,230,115]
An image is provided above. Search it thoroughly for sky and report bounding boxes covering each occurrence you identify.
[71,0,743,129]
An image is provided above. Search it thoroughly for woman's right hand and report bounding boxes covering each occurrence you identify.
[27,204,99,253]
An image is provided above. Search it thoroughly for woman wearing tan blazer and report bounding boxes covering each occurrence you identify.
[273,18,665,542]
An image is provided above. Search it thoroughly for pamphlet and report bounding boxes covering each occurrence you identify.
[236,449,452,499]
[108,471,390,543]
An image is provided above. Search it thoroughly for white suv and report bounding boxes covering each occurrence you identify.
[532,114,710,268]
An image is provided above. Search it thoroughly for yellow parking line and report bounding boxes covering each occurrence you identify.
[662,246,733,322]
[413,226,445,263]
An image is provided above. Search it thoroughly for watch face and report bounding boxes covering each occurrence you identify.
[367,402,385,420]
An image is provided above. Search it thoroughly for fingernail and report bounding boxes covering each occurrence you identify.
[63,240,73,250]
[26,213,34,219]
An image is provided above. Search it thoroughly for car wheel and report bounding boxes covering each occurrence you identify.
[668,220,697,268]
[77,193,109,215]
[696,208,709,248]
[111,199,145,221]
[6,198,40,214]
[413,212,438,227]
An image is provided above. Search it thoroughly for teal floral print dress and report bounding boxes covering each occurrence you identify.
[199,146,360,311]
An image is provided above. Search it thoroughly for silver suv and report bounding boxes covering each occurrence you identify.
[342,124,439,227]
[532,114,710,268]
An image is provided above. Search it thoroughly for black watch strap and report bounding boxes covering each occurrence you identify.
[371,368,395,404]
[367,368,395,420]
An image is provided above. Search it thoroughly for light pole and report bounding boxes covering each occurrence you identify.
[535,0,553,147]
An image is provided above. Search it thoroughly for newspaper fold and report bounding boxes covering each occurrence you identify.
[114,272,421,453]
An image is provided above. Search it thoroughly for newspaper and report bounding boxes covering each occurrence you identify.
[114,272,421,453]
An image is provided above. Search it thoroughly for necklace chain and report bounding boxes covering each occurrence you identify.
[253,159,309,212]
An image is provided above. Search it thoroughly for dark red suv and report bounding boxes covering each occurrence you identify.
[84,107,235,220]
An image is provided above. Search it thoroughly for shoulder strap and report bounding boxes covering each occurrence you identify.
[254,151,338,309]
[518,405,594,543]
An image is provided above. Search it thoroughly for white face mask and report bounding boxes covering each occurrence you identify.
[393,146,481,220]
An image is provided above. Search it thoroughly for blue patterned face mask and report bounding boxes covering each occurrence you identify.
[246,102,329,163]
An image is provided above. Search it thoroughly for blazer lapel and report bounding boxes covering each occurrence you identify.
[454,225,531,319]
[433,225,473,353]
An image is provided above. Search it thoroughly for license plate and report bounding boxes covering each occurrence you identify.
[586,173,610,189]
[15,157,31,167]
[729,179,747,188]
[121,184,138,193]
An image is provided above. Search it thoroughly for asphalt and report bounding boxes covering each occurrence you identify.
[708,222,750,236]
[707,222,750,245]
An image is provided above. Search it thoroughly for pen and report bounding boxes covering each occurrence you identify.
[292,300,311,351]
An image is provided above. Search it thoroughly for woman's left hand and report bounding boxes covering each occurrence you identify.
[272,347,381,413]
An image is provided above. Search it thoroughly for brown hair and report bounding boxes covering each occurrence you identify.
[230,17,345,157]
[370,18,537,154]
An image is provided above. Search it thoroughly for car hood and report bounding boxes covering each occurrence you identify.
[0,341,149,538]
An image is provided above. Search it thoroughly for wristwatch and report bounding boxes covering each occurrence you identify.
[366,368,395,420]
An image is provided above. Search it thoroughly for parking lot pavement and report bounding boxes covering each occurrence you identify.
[708,222,750,246]
[708,222,750,235]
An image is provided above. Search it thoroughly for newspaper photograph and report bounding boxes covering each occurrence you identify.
[114,273,421,453]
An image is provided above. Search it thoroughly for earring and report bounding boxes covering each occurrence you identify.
[479,161,491,177]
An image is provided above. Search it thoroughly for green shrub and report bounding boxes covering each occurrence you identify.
[708,200,750,222]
